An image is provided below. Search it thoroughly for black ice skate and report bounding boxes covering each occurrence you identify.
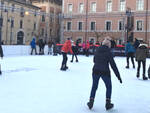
[143,76,148,80]
[0,70,1,75]
[105,99,114,110]
[125,66,129,69]
[87,98,94,110]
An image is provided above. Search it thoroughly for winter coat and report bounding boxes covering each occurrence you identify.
[72,46,78,54]
[93,45,121,79]
[30,38,36,49]
[61,40,73,54]
[125,42,135,54]
[0,45,3,58]
[135,44,149,61]
[86,41,90,49]
[133,39,140,49]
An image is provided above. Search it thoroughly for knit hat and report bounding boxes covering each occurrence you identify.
[102,36,111,48]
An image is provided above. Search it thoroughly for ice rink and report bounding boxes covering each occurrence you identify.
[0,55,150,113]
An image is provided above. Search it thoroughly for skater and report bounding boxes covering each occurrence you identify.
[85,40,90,57]
[48,40,53,55]
[110,39,116,57]
[70,41,78,62]
[82,41,86,55]
[87,37,122,110]
[60,38,73,71]
[0,44,3,75]
[125,41,135,68]
[135,42,149,80]
[30,38,37,55]
[38,39,45,55]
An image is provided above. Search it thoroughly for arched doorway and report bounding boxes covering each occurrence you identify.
[17,31,24,45]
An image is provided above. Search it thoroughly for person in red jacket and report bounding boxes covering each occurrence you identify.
[85,40,90,57]
[60,38,73,71]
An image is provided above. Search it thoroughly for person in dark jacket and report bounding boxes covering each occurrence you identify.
[133,38,140,50]
[70,41,78,62]
[125,41,135,68]
[0,44,3,75]
[135,43,149,80]
[30,38,37,55]
[38,39,45,55]
[87,37,122,110]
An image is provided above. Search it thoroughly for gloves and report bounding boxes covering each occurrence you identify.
[117,76,122,84]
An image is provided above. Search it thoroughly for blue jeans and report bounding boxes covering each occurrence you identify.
[90,74,112,99]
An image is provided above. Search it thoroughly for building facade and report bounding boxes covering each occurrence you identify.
[31,0,62,43]
[62,0,150,45]
[0,0,41,45]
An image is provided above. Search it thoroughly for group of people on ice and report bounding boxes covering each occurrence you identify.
[59,36,150,111]
[125,38,150,80]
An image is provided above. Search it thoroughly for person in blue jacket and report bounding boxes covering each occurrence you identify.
[30,38,37,55]
[125,41,135,68]
[87,37,122,110]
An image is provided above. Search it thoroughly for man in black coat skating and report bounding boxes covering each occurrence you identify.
[87,36,122,110]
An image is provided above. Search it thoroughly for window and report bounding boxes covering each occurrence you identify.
[20,7,24,17]
[90,22,96,31]
[42,15,45,22]
[34,22,36,30]
[41,28,44,36]
[91,2,96,12]
[11,4,15,12]
[67,22,72,31]
[119,21,124,30]
[137,20,143,31]
[120,0,125,11]
[11,19,14,28]
[79,3,84,13]
[20,20,23,29]
[68,4,73,13]
[106,21,111,31]
[107,0,112,12]
[136,0,144,11]
[78,22,83,31]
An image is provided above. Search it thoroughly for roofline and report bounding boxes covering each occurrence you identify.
[4,0,41,10]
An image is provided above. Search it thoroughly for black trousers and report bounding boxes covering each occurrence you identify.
[31,48,37,55]
[61,52,68,68]
[126,52,135,67]
[137,60,146,75]
[71,53,78,61]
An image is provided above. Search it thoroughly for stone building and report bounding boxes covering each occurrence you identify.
[0,0,41,45]
[31,0,62,43]
[62,0,150,45]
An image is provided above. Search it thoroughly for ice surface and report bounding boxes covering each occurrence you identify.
[0,55,150,113]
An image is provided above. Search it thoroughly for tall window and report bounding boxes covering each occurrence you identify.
[68,4,73,13]
[91,2,96,12]
[137,20,143,31]
[78,22,83,31]
[20,20,23,29]
[136,0,144,11]
[34,22,36,30]
[120,0,125,11]
[42,15,45,22]
[107,0,112,12]
[79,3,84,13]
[90,22,96,31]
[119,21,124,30]
[106,21,111,31]
[67,22,72,31]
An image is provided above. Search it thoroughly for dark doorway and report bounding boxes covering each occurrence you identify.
[17,31,24,45]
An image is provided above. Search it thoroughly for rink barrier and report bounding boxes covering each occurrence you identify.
[2,45,150,57]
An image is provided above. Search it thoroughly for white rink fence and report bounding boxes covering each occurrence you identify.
[2,45,49,56]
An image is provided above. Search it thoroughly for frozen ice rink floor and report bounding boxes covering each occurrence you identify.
[0,55,150,113]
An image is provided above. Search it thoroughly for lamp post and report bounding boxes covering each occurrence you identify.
[0,0,3,45]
